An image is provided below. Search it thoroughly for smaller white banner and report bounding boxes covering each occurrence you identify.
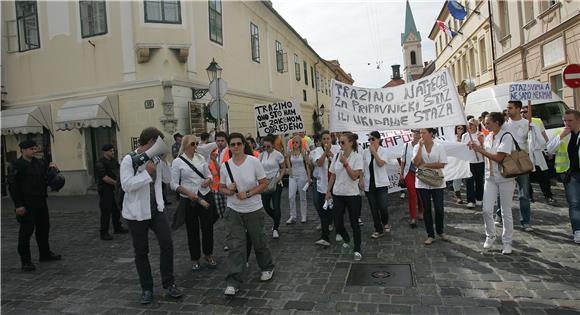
[509,83,552,101]
[255,99,305,136]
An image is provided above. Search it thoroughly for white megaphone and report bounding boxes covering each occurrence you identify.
[132,136,169,167]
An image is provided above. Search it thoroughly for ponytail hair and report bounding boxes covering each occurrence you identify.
[341,132,359,152]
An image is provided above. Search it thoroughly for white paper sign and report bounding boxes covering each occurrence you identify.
[330,69,464,132]
[255,99,305,136]
[509,83,552,101]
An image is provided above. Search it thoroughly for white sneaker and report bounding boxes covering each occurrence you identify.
[502,244,513,255]
[358,218,364,226]
[335,234,343,242]
[223,245,229,251]
[316,224,321,231]
[315,239,330,247]
[354,252,362,261]
[260,269,274,281]
[342,243,350,249]
[523,224,534,232]
[224,286,238,296]
[286,217,296,224]
[466,202,475,209]
[476,200,483,206]
[400,193,406,199]
[483,237,496,249]
[272,230,279,239]
[573,230,580,244]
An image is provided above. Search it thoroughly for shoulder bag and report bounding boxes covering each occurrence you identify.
[498,132,534,178]
[259,152,278,194]
[414,145,444,187]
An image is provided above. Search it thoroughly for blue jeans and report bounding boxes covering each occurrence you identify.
[516,174,531,225]
[565,172,580,232]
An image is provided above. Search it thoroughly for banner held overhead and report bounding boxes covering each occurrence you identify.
[330,69,464,132]
[255,99,305,136]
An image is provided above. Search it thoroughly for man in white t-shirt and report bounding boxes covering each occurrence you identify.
[499,100,533,232]
[196,132,218,163]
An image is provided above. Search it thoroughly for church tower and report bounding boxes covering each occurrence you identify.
[401,0,423,82]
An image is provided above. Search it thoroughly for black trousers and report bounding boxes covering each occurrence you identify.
[314,191,333,241]
[262,184,282,231]
[127,211,175,291]
[333,195,362,252]
[99,188,123,235]
[417,188,445,238]
[529,165,553,199]
[366,186,389,233]
[16,197,52,264]
[466,162,485,203]
[182,195,214,261]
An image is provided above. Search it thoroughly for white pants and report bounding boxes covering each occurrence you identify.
[289,176,308,221]
[482,179,515,245]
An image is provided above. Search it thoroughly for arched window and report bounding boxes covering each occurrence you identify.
[411,51,417,65]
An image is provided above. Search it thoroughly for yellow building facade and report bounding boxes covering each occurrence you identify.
[428,0,496,102]
[489,0,579,110]
[1,1,339,194]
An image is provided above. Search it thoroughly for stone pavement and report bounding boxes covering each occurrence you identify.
[2,183,580,315]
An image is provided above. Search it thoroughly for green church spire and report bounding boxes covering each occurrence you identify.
[401,0,421,45]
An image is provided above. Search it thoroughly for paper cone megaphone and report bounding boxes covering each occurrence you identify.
[132,136,169,166]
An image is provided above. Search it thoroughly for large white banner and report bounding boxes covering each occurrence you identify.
[255,99,305,136]
[330,69,465,132]
[355,128,474,193]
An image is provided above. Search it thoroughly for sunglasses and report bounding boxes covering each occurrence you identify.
[521,111,528,114]
[190,142,198,146]
[230,142,243,147]
[340,141,347,145]
[368,138,376,142]
[264,144,272,148]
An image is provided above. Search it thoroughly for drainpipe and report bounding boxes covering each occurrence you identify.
[488,0,498,85]
[314,59,320,113]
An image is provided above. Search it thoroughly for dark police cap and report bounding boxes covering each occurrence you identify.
[102,144,114,151]
[19,140,37,149]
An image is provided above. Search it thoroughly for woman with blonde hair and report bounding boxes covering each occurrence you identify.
[285,134,312,224]
[170,134,216,271]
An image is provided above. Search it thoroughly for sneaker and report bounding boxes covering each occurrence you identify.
[315,239,331,247]
[547,197,556,205]
[342,242,350,249]
[224,286,238,296]
[260,269,274,281]
[140,290,153,304]
[370,232,383,239]
[476,200,483,206]
[224,245,229,251]
[166,284,183,299]
[335,234,343,242]
[384,224,391,233]
[316,224,322,231]
[466,202,475,209]
[354,252,362,261]
[272,230,279,239]
[301,218,307,223]
[573,231,580,244]
[523,224,534,232]
[358,218,364,226]
[494,217,503,226]
[502,244,513,255]
[438,233,450,242]
[286,217,296,224]
[400,192,406,199]
[483,237,496,249]
[424,237,434,245]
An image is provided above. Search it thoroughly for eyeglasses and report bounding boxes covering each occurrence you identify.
[230,142,243,147]
[521,111,528,114]
[340,141,346,145]
[264,145,272,149]
[368,138,376,142]
[190,142,198,146]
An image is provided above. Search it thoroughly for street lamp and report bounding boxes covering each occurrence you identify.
[317,104,325,117]
[192,58,223,100]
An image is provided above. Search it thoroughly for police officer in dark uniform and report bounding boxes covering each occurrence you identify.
[8,140,62,272]
[96,144,128,240]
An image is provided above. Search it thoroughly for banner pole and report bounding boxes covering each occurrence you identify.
[460,97,480,162]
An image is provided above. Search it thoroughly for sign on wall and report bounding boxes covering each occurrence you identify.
[255,99,305,136]
[329,69,465,132]
[509,83,552,101]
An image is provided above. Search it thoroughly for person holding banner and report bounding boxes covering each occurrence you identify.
[285,135,312,224]
[469,112,516,254]
[400,129,424,228]
[363,131,391,238]
[312,131,340,247]
[258,136,286,239]
[452,125,467,204]
[326,132,364,261]
[413,128,449,245]
[462,118,485,208]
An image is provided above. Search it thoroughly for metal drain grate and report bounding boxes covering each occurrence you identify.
[346,264,414,287]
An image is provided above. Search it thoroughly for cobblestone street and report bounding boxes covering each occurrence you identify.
[2,183,580,315]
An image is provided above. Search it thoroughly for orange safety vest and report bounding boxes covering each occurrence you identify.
[208,148,259,190]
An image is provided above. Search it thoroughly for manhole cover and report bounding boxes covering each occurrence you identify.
[346,264,414,287]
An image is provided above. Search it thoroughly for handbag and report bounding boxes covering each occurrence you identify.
[416,168,444,187]
[498,132,534,178]
[260,153,279,194]
[176,155,219,224]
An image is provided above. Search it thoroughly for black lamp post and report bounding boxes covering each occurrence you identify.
[192,58,223,100]
[317,104,325,117]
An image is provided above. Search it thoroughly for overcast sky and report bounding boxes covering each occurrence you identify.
[271,0,443,88]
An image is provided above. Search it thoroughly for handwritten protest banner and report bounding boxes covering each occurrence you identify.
[330,69,464,132]
[509,82,552,101]
[255,99,305,136]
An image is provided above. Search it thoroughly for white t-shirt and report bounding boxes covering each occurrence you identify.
[412,142,448,189]
[197,142,218,163]
[219,156,266,213]
[461,132,484,163]
[362,146,390,191]
[310,145,341,194]
[289,153,308,178]
[505,118,529,152]
[329,151,363,196]
[259,149,284,178]
[484,128,515,183]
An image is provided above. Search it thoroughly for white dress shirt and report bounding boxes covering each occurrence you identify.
[310,145,340,194]
[413,142,448,189]
[362,146,390,191]
[171,153,212,198]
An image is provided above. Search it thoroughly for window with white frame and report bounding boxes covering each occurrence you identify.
[294,54,300,81]
[80,0,107,38]
[275,40,284,73]
[550,74,563,99]
[16,1,40,52]
[479,37,488,73]
[208,0,222,44]
[250,23,259,63]
[304,61,308,85]
[144,0,181,24]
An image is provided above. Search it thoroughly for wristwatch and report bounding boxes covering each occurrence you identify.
[246,190,252,197]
